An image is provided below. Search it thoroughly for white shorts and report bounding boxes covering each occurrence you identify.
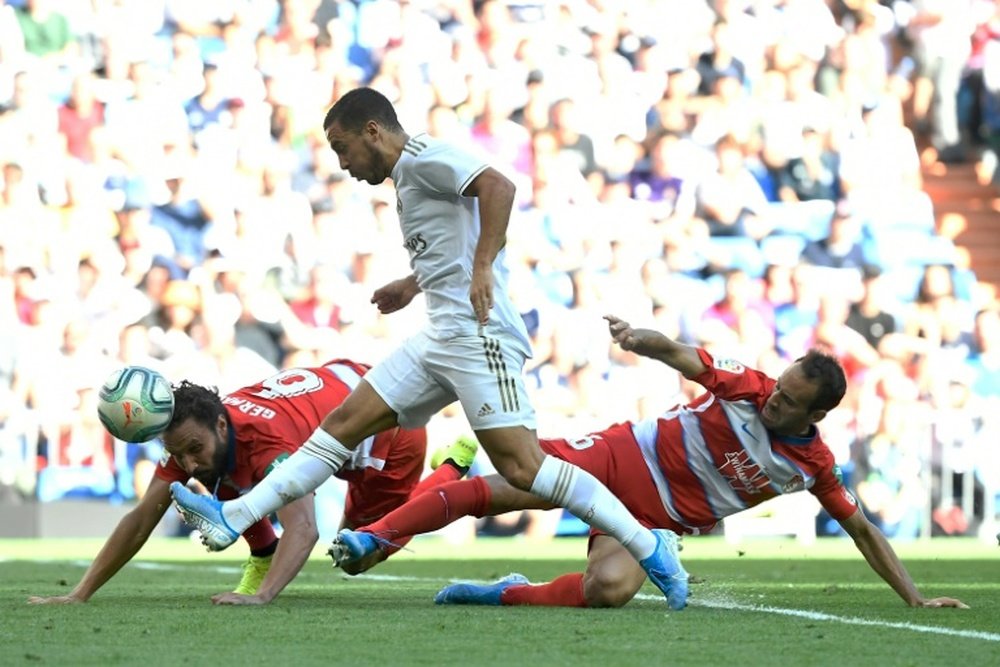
[364,328,537,431]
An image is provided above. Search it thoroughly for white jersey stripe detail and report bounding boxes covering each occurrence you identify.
[719,400,815,493]
[678,408,743,518]
[326,362,363,390]
[720,401,785,495]
[631,419,693,529]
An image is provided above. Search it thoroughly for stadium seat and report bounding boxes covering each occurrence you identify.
[759,234,807,267]
[704,236,766,278]
[766,200,836,242]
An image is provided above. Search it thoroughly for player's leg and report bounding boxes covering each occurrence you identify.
[474,426,677,591]
[476,401,688,609]
[330,473,552,567]
[435,535,646,608]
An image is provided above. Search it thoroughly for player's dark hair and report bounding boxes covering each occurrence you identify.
[323,87,404,135]
[794,350,846,412]
[166,380,224,431]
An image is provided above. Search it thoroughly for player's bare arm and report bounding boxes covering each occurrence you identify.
[212,494,318,606]
[463,167,515,325]
[838,508,968,609]
[371,274,421,314]
[27,476,173,605]
[604,315,707,378]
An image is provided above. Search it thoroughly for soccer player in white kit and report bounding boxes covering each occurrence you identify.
[170,87,688,609]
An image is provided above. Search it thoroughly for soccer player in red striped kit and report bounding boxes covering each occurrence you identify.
[331,316,967,611]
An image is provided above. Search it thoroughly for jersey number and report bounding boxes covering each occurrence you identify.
[567,436,601,451]
[252,368,324,399]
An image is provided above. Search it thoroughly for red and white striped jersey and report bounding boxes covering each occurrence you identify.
[629,349,858,533]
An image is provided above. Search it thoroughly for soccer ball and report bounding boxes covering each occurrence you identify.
[97,366,174,442]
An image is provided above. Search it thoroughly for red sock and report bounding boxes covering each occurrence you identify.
[241,518,278,553]
[376,463,464,556]
[408,461,461,497]
[362,476,491,542]
[500,573,587,607]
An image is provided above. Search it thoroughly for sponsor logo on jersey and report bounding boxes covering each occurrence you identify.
[265,452,290,476]
[404,232,427,256]
[719,450,770,495]
[739,421,759,442]
[714,358,745,374]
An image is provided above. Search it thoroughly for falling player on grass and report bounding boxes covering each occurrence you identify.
[28,360,476,606]
[329,316,968,610]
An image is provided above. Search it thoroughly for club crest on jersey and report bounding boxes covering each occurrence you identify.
[782,475,805,493]
[714,358,745,374]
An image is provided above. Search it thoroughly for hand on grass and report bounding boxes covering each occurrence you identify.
[27,595,83,605]
[212,591,268,606]
[919,596,969,609]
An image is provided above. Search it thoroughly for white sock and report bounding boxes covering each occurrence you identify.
[529,455,657,561]
[221,428,354,533]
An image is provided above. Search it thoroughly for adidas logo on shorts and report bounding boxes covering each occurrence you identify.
[477,403,495,417]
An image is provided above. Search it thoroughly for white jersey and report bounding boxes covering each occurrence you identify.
[391,133,531,350]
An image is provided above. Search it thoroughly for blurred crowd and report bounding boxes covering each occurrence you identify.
[0,0,998,541]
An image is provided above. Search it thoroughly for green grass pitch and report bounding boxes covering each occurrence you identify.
[2,536,998,666]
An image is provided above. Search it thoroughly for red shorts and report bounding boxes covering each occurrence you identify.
[540,422,686,536]
[336,426,427,527]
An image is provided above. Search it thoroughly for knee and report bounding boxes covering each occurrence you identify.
[476,431,543,492]
[491,456,540,492]
[582,569,637,608]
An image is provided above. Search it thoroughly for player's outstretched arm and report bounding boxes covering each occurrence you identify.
[838,508,969,608]
[605,315,707,379]
[27,476,172,605]
[211,495,318,605]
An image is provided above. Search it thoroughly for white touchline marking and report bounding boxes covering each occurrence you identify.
[24,560,998,642]
[637,593,1000,642]
[357,573,1000,644]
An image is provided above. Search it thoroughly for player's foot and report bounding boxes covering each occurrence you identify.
[430,435,479,474]
[328,528,395,568]
[434,573,530,605]
[169,481,239,552]
[233,554,273,595]
[639,529,689,610]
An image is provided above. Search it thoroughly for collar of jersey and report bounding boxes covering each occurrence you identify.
[770,423,818,445]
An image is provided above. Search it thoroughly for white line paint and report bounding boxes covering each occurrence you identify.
[357,572,1000,644]
[18,560,998,643]
[636,593,1000,643]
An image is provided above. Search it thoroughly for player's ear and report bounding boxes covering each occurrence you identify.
[216,414,228,437]
[809,408,828,424]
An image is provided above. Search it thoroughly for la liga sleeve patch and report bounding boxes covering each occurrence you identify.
[714,358,745,374]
